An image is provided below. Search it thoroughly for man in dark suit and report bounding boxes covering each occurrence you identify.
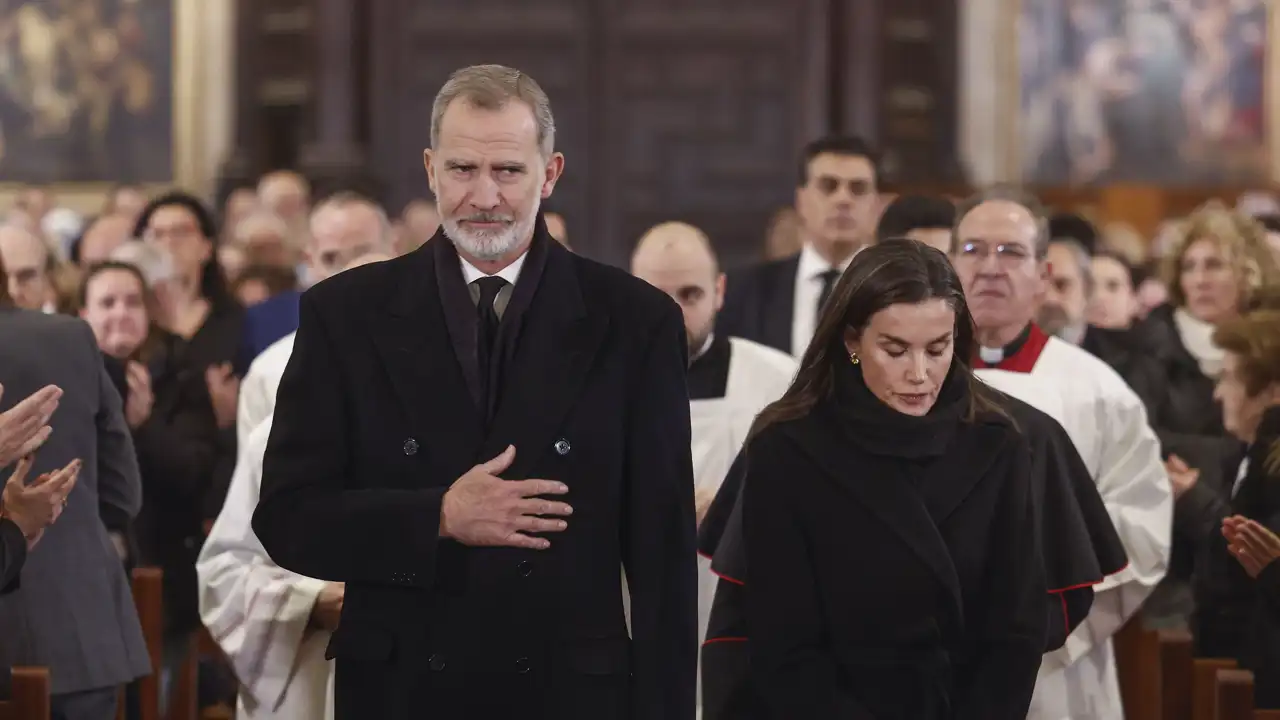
[718,135,880,357]
[254,64,697,720]
[0,251,150,720]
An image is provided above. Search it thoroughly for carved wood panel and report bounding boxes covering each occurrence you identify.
[595,0,829,266]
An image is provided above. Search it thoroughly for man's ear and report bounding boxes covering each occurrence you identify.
[424,149,436,195]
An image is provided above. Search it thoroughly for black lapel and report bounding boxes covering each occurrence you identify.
[433,235,486,408]
[369,237,484,473]
[917,419,1007,523]
[761,256,798,354]
[779,413,964,618]
[482,239,608,478]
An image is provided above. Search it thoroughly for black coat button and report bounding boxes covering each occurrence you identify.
[403,438,419,456]
[515,657,530,674]
[517,560,532,577]
[554,439,570,455]
[429,653,446,671]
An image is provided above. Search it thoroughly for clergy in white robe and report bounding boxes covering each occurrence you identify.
[198,418,334,720]
[955,190,1172,720]
[631,221,797,717]
[198,249,393,720]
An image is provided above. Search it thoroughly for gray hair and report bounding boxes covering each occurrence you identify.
[109,240,175,287]
[953,184,1051,259]
[233,211,291,245]
[430,64,556,158]
[1049,238,1094,297]
[309,192,395,248]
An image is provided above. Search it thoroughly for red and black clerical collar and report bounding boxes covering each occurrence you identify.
[973,324,1051,373]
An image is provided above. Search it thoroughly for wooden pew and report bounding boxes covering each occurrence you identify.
[1214,668,1256,720]
[0,666,51,720]
[1158,627,1195,720]
[119,567,164,720]
[1115,617,1162,720]
[1193,658,1238,720]
[1256,710,1280,719]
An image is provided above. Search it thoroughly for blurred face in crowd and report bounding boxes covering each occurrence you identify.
[845,299,956,417]
[953,200,1047,343]
[16,188,52,221]
[142,204,212,286]
[80,267,149,359]
[258,173,310,225]
[401,200,440,244]
[0,226,51,311]
[236,214,294,269]
[1215,353,1278,443]
[795,152,878,261]
[1179,238,1241,324]
[223,188,258,233]
[631,222,724,355]
[108,186,147,222]
[218,244,247,284]
[307,202,388,283]
[1089,255,1138,329]
[426,98,563,266]
[1041,241,1089,335]
[78,214,133,267]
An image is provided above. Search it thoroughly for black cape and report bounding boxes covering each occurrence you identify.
[697,393,1129,720]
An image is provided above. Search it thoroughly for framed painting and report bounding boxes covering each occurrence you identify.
[1012,0,1274,186]
[0,0,175,185]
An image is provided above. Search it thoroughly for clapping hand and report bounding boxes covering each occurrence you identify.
[2,456,80,548]
[0,385,61,468]
[124,361,153,429]
[440,445,572,550]
[1223,515,1280,578]
[1165,454,1200,499]
[204,363,240,430]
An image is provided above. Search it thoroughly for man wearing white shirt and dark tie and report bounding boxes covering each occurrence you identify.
[718,135,879,357]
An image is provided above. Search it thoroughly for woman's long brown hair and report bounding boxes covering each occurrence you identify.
[748,238,1007,440]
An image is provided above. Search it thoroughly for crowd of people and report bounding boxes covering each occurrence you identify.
[0,62,1279,719]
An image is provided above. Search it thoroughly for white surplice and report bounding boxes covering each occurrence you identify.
[200,330,334,720]
[977,336,1172,720]
[692,337,796,714]
[198,418,334,720]
[235,332,296,449]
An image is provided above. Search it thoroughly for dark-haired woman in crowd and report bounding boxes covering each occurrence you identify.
[702,239,1046,719]
[129,192,244,711]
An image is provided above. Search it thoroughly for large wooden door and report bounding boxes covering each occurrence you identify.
[367,0,827,266]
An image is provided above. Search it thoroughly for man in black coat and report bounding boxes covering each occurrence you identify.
[253,64,698,720]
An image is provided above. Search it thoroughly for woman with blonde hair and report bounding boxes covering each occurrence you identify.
[1166,308,1280,707]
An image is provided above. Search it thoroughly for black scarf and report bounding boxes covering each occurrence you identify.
[822,351,970,461]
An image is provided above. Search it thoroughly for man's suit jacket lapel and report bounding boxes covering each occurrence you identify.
[370,237,485,473]
[760,256,798,354]
[484,240,608,478]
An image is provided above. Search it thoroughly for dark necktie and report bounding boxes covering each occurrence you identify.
[816,268,841,323]
[473,276,508,411]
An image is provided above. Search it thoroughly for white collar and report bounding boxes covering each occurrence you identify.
[797,242,856,280]
[460,250,528,287]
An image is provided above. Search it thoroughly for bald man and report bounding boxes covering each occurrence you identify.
[257,171,311,229]
[78,214,134,267]
[0,225,53,311]
[630,221,796,714]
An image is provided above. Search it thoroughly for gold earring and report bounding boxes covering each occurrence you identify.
[849,351,859,365]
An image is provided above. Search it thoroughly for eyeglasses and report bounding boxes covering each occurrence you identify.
[954,241,1033,266]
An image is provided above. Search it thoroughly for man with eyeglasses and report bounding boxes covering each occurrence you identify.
[718,135,879,358]
[951,185,1172,720]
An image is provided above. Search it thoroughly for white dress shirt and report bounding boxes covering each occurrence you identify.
[460,251,527,319]
[790,243,856,357]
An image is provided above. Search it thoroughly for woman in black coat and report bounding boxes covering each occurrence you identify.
[702,240,1047,719]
